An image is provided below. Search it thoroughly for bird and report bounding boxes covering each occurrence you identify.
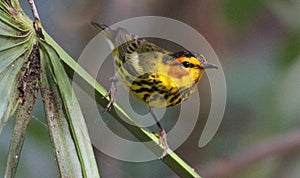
[91,22,218,158]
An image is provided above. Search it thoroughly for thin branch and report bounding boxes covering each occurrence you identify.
[200,129,300,178]
[28,0,40,23]
[28,0,44,39]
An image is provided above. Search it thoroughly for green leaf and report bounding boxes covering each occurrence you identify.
[0,2,39,176]
[39,43,83,177]
[0,1,33,134]
[5,44,39,178]
[0,57,23,133]
[0,1,100,177]
[39,40,100,177]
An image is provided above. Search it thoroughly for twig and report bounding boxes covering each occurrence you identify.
[200,129,300,178]
[28,0,40,24]
[28,0,44,39]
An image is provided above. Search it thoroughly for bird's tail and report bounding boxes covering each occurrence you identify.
[90,22,116,41]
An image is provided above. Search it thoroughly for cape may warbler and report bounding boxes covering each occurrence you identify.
[91,22,217,157]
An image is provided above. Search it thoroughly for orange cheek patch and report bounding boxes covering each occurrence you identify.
[168,65,189,79]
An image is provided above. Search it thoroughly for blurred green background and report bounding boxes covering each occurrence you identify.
[1,0,300,177]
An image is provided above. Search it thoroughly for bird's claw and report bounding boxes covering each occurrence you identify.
[154,129,169,159]
[103,76,118,112]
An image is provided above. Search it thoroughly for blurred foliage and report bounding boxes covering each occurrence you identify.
[1,0,300,177]
[223,0,262,31]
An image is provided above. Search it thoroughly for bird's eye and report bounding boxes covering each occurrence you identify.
[182,61,190,68]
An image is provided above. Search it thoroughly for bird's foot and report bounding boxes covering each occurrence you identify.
[154,129,169,159]
[102,76,118,112]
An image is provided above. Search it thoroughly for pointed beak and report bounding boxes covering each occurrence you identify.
[197,54,218,69]
[201,62,218,69]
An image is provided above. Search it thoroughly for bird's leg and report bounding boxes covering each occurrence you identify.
[102,75,118,112]
[148,105,169,158]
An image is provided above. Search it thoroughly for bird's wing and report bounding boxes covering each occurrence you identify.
[114,27,171,74]
[115,27,170,61]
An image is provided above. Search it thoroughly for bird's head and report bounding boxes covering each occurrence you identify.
[168,51,218,84]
